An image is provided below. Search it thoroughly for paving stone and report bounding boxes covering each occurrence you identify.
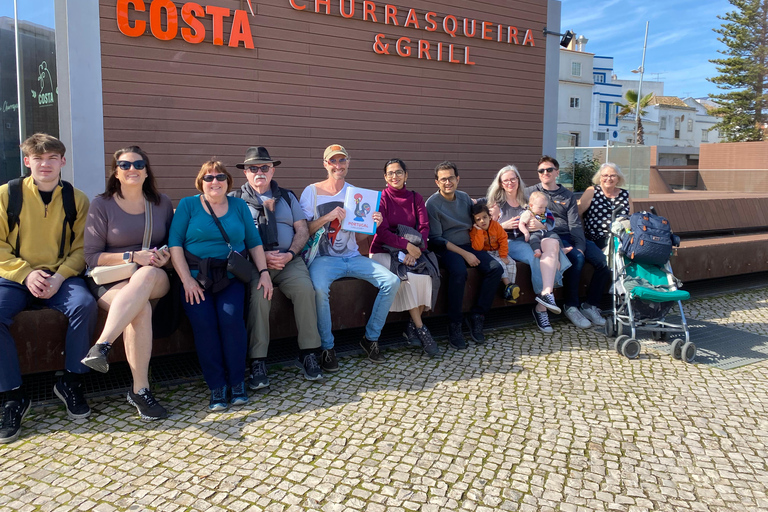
[3,288,768,512]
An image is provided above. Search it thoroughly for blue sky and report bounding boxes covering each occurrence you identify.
[560,0,733,99]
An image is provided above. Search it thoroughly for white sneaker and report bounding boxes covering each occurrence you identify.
[564,306,591,329]
[580,303,606,326]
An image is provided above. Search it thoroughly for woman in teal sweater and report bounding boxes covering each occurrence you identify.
[169,161,273,411]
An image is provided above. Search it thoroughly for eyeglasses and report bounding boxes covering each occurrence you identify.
[116,160,146,171]
[437,176,457,184]
[202,174,228,182]
[601,174,618,179]
[538,167,557,174]
[326,157,348,165]
[501,178,518,184]
[385,170,405,178]
[246,165,273,173]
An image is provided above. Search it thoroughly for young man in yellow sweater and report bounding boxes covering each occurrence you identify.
[0,133,97,444]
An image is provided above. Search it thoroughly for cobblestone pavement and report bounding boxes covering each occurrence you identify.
[2,288,768,512]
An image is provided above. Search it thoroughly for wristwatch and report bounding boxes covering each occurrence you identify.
[123,251,132,263]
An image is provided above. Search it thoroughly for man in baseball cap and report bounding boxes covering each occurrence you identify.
[299,144,399,371]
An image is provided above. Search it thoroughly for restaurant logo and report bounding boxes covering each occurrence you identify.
[116,0,255,48]
[288,0,536,66]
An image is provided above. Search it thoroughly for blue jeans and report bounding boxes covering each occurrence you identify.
[433,244,503,323]
[182,280,248,390]
[507,239,571,294]
[560,235,610,308]
[309,255,399,349]
[0,276,97,392]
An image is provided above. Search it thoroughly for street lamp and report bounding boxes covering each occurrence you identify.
[631,22,649,144]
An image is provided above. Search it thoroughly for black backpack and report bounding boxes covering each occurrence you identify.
[5,177,78,259]
[620,211,680,266]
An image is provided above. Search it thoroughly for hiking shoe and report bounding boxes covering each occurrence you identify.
[465,314,486,344]
[80,342,111,373]
[296,353,323,381]
[127,388,168,421]
[504,283,521,303]
[403,319,420,346]
[53,378,91,419]
[448,322,467,350]
[535,293,561,314]
[581,303,606,326]
[565,306,592,329]
[532,307,554,334]
[320,348,339,372]
[360,337,385,363]
[416,325,439,357]
[230,382,249,406]
[209,386,228,411]
[248,360,269,390]
[0,397,31,444]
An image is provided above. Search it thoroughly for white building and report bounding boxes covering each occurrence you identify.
[682,97,722,146]
[558,47,594,147]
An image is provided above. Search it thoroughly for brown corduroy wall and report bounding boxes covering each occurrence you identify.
[99,0,548,203]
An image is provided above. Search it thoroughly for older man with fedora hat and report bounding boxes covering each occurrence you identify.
[231,146,322,387]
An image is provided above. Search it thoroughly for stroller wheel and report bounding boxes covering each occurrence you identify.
[604,316,616,338]
[681,341,697,363]
[614,335,629,354]
[621,338,641,359]
[670,338,684,360]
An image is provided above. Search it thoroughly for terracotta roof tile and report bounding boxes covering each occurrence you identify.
[650,96,695,109]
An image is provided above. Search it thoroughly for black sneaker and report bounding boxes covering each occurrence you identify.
[360,337,385,363]
[320,348,339,372]
[230,382,249,406]
[127,388,168,420]
[448,322,467,350]
[248,360,269,390]
[53,378,91,419]
[503,283,521,303]
[535,293,561,315]
[403,320,420,346]
[0,397,31,444]
[296,353,323,381]
[465,313,486,344]
[416,325,439,357]
[532,306,554,334]
[80,342,111,373]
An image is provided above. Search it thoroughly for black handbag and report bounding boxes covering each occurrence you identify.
[203,197,253,283]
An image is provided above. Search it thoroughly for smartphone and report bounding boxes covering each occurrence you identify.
[397,251,406,262]
[157,245,169,252]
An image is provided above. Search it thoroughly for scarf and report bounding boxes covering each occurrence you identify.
[237,180,284,250]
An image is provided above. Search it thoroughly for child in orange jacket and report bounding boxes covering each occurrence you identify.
[470,203,520,303]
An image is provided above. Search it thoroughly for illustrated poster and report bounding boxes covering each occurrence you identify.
[340,186,381,235]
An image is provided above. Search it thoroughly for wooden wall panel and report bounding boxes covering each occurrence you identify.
[100,0,548,203]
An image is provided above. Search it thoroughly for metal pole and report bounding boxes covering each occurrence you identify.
[14,0,25,176]
[635,21,649,144]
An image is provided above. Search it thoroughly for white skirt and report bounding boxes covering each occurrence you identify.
[370,252,433,312]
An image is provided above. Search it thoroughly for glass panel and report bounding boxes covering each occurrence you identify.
[0,0,59,185]
[557,144,650,199]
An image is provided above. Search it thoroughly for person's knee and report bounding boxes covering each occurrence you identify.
[379,272,400,293]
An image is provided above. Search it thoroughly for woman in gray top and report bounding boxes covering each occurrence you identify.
[80,146,173,420]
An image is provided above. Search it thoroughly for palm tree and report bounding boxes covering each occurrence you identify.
[617,90,655,144]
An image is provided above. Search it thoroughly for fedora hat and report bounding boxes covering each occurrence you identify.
[236,146,281,169]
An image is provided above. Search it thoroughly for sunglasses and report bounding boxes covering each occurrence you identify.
[538,167,557,174]
[326,157,348,165]
[202,174,228,182]
[246,164,273,173]
[116,160,146,171]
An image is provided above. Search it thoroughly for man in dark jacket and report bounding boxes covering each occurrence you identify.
[526,156,609,329]
[232,146,322,388]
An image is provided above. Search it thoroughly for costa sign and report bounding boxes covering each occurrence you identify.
[115,0,535,66]
[116,0,254,48]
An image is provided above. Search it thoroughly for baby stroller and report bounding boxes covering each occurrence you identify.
[604,207,695,362]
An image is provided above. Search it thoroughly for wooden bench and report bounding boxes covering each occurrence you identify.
[632,193,768,281]
[12,260,597,375]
